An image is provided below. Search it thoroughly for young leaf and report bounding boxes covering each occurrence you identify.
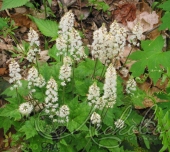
[31,17,58,38]
[1,0,29,11]
[0,18,8,30]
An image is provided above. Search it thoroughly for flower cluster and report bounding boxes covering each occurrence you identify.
[44,77,59,121]
[103,63,117,108]
[127,23,143,46]
[87,82,100,107]
[27,28,40,46]
[56,105,70,123]
[114,119,125,129]
[44,77,70,123]
[56,11,86,61]
[9,59,22,83]
[91,21,127,65]
[27,48,40,63]
[91,24,107,59]
[59,57,72,86]
[110,20,127,50]
[87,63,117,110]
[27,28,40,63]
[90,112,101,127]
[9,59,22,90]
[27,66,46,91]
[19,102,33,116]
[125,78,137,95]
[58,10,75,34]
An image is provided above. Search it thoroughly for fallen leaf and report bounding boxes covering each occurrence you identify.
[0,51,7,66]
[112,3,136,25]
[11,13,37,30]
[73,8,90,20]
[39,50,50,63]
[127,11,159,33]
[14,7,27,14]
[63,0,76,7]
[0,68,7,76]
[139,0,151,13]
[0,42,13,51]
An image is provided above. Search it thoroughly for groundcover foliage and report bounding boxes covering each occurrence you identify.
[0,0,170,152]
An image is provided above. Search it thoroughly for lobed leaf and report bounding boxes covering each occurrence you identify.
[19,117,38,139]
[129,36,169,84]
[158,0,170,11]
[159,12,170,30]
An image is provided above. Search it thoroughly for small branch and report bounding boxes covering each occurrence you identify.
[142,24,161,36]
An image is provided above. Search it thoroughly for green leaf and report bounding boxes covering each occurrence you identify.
[0,117,12,134]
[48,44,60,62]
[129,36,168,84]
[159,0,170,11]
[142,135,150,149]
[141,35,164,52]
[31,17,58,38]
[75,79,92,96]
[159,12,170,30]
[19,117,38,139]
[130,60,147,77]
[67,97,90,132]
[99,137,120,148]
[103,108,115,126]
[0,18,8,30]
[1,0,29,11]
[0,104,21,120]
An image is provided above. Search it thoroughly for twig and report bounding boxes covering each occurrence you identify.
[142,24,161,35]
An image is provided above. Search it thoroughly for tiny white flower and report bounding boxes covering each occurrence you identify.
[9,59,22,85]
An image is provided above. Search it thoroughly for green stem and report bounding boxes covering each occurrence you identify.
[72,62,75,97]
[99,65,106,81]
[92,58,98,79]
[9,33,25,54]
[16,88,20,105]
[62,85,65,104]
[36,55,40,74]
[102,107,109,120]
[101,105,106,118]
[43,0,47,18]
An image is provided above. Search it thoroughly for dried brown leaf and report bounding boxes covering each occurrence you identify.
[0,68,7,76]
[11,13,37,30]
[0,42,13,50]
